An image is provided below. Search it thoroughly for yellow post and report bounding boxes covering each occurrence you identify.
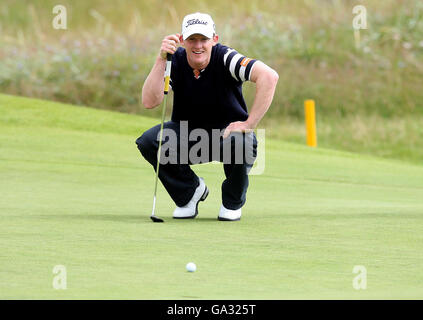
[304,99,317,147]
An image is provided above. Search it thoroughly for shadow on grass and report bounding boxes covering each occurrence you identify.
[31,214,222,223]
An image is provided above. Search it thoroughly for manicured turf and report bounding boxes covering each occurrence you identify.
[1,94,423,299]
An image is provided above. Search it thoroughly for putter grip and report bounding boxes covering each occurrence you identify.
[164,54,172,94]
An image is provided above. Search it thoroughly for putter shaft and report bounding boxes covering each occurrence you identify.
[150,54,172,222]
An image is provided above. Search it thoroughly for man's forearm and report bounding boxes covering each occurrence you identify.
[141,56,167,109]
[246,72,279,128]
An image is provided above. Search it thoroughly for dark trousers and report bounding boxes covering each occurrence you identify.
[135,121,257,210]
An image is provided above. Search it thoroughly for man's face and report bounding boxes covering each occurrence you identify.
[182,33,218,69]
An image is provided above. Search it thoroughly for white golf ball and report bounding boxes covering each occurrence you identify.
[186,262,196,272]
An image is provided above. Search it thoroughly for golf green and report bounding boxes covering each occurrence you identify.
[1,94,422,299]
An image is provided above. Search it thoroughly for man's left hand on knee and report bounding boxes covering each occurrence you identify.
[223,121,255,139]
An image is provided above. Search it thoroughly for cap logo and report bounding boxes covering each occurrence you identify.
[186,18,208,28]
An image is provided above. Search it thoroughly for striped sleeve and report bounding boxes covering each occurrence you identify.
[223,48,257,82]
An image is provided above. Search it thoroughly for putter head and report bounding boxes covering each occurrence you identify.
[150,215,164,223]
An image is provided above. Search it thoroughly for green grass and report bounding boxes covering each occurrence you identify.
[1,93,423,299]
[263,112,423,165]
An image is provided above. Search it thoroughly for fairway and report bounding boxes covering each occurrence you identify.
[1,94,423,299]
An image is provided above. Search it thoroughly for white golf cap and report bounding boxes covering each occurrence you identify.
[182,12,216,40]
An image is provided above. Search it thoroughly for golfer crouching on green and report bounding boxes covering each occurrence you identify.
[136,12,278,221]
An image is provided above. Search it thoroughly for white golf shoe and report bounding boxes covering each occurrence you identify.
[173,177,209,219]
[218,204,241,221]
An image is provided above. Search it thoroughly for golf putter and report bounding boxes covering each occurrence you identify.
[150,53,172,223]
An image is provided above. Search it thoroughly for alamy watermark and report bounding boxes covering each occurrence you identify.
[352,5,367,30]
[52,5,67,30]
[52,265,67,290]
[352,265,367,290]
[152,121,265,175]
